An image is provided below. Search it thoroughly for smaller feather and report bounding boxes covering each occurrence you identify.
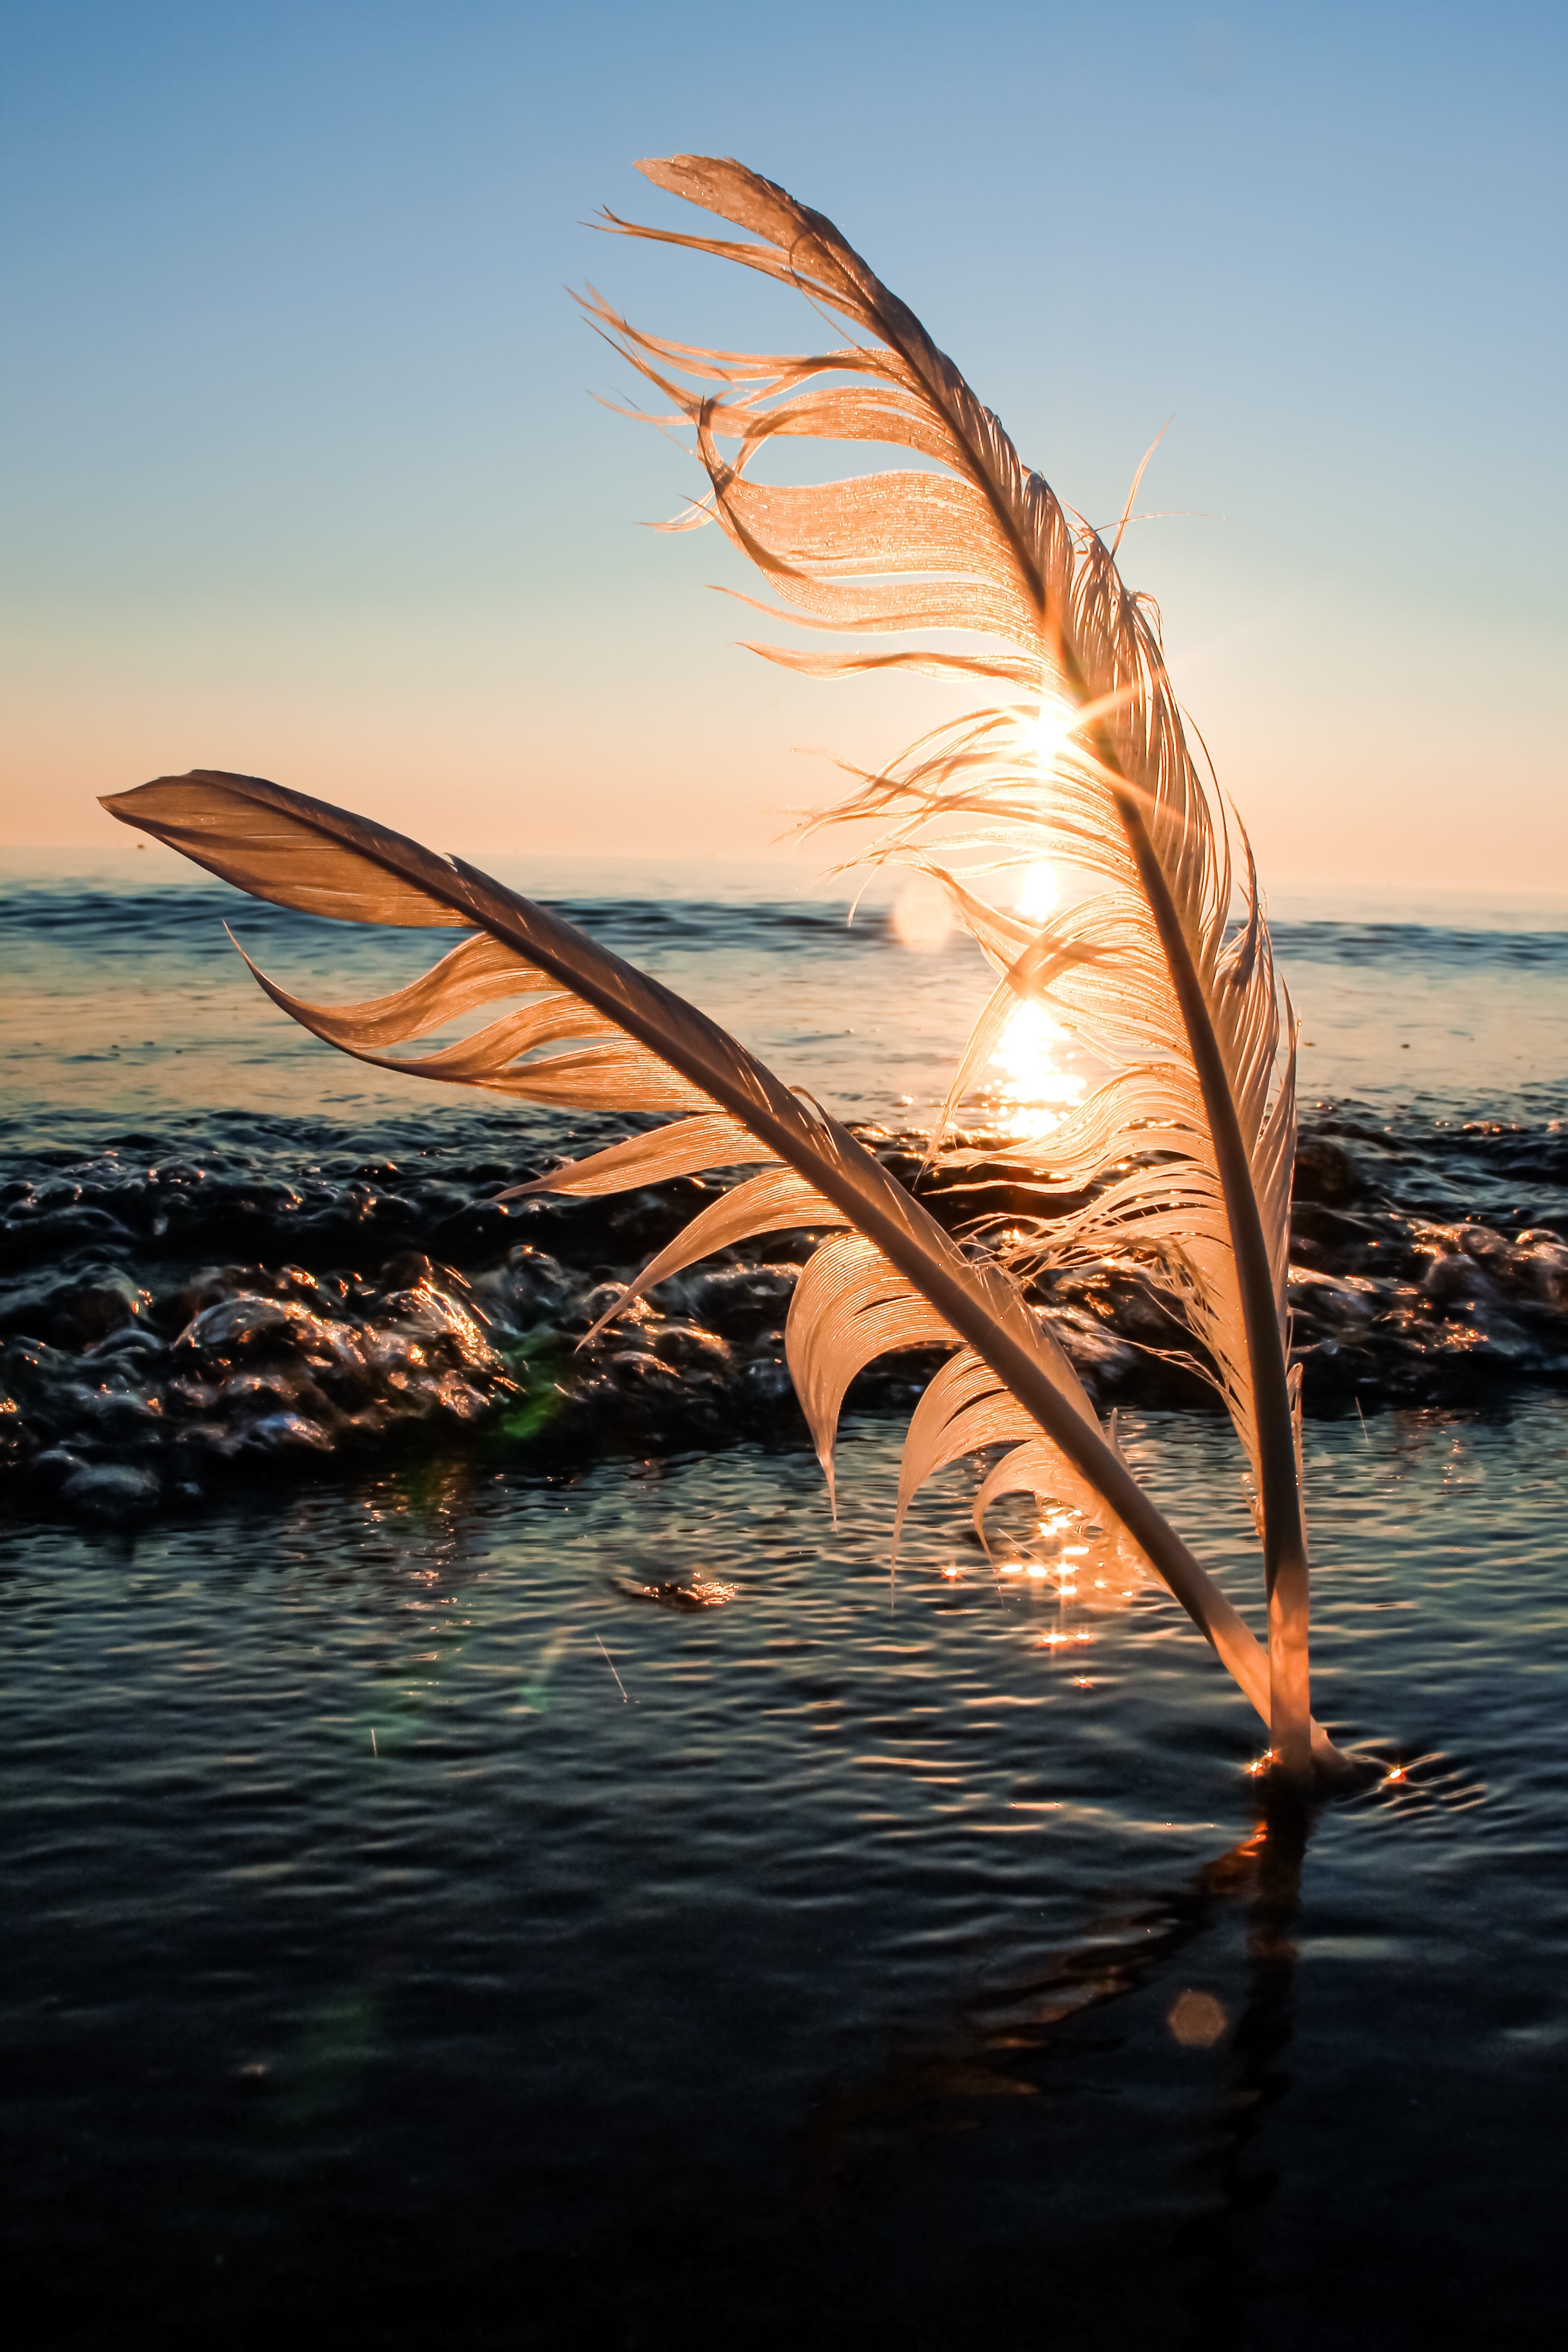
[100,768,1344,1773]
[578,1166,849,1347]
[498,1113,779,1199]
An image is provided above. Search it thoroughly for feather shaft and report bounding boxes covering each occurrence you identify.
[1091,772,1311,1772]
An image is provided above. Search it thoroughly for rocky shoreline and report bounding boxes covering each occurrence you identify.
[5,1113,1567,1523]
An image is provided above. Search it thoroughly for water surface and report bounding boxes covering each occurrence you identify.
[4,859,1567,2345]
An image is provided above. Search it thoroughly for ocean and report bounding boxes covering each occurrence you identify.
[5,851,1568,2347]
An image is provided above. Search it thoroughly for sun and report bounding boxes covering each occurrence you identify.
[1016,861,1058,923]
[1033,697,1078,771]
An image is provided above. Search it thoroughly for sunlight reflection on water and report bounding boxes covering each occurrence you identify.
[990,997,1088,1136]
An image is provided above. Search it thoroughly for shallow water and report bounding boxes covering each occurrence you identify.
[8,1407,1567,2346]
[4,859,1568,2343]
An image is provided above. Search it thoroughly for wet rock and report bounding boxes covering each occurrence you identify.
[85,1325,167,1366]
[1104,1280,1179,1344]
[0,1265,149,1348]
[1456,1222,1507,1256]
[429,1376,489,1424]
[376,1281,499,1368]
[567,1284,657,1338]
[273,1265,354,1315]
[621,1577,738,1611]
[379,1250,436,1290]
[153,1270,244,1333]
[0,1393,32,1473]
[1289,1200,1396,1273]
[26,1446,83,1492]
[216,1369,320,1416]
[176,1294,330,1360]
[223,1411,334,1457]
[645,1321,734,1374]
[485,1244,574,1323]
[1042,1266,1177,1347]
[6,1105,1568,1518]
[1293,1136,1368,1207]
[740,1356,793,1407]
[603,1180,724,1256]
[1288,1268,1378,1332]
[366,1332,430,1379]
[1421,1251,1492,1308]
[59,1462,162,1517]
[1039,1306,1138,1390]
[680,1264,798,1341]
[64,1382,166,1438]
[1515,1232,1568,1306]
[606,1348,684,1398]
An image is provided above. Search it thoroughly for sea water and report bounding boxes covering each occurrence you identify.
[4,856,1567,2347]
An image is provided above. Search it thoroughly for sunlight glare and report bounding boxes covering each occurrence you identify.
[991,996,1087,1137]
[1016,861,1059,923]
[1034,697,1078,770]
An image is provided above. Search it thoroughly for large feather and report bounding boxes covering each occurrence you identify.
[593,157,1317,1777]
[100,768,1330,1759]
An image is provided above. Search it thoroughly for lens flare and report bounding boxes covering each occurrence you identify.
[892,872,953,953]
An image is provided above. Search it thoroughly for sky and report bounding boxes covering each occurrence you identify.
[1,0,1563,892]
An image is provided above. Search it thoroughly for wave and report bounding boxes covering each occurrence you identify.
[1271,920,1568,972]
[13,877,1568,964]
[6,879,886,956]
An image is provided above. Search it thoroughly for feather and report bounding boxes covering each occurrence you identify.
[784,1234,955,1509]
[500,1113,779,1198]
[596,157,1321,1778]
[102,767,1306,1754]
[969,1443,1145,1608]
[578,1165,848,1346]
[894,1341,1096,1528]
[890,1335,1142,1602]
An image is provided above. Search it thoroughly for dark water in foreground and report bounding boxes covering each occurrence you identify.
[5,860,1568,2345]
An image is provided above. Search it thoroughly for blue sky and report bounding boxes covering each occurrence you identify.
[2,0,1563,888]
